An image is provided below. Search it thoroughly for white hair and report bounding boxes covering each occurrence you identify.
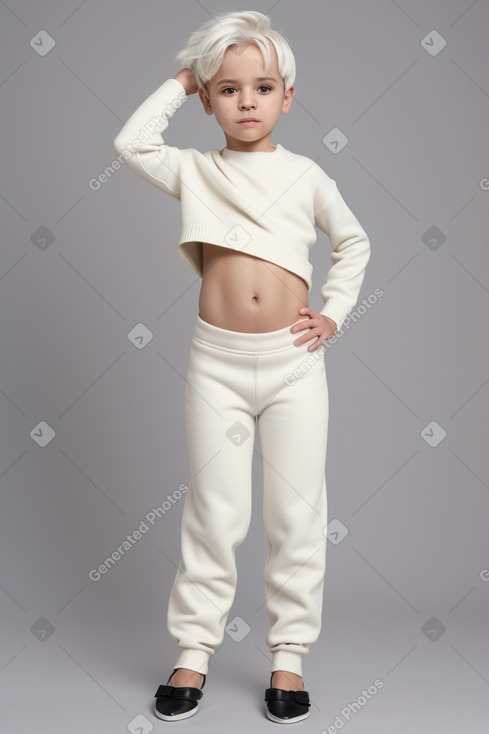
[173,9,296,92]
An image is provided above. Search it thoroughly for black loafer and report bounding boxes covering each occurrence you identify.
[154,668,206,721]
[265,673,311,724]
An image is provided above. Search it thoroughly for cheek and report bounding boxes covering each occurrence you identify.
[215,103,232,120]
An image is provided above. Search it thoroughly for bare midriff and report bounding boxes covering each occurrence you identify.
[198,243,309,332]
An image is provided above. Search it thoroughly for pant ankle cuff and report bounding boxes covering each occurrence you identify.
[174,648,211,675]
[271,651,303,677]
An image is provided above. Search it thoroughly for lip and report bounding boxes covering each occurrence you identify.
[238,119,260,126]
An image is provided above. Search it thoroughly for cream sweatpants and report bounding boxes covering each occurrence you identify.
[167,313,329,677]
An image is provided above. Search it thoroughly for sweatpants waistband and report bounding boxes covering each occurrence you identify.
[193,313,311,353]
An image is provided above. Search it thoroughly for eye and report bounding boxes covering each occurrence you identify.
[221,85,272,94]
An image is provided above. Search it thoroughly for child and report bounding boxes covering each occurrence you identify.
[113,9,370,724]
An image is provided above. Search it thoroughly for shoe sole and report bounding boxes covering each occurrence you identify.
[266,708,311,724]
[154,702,200,721]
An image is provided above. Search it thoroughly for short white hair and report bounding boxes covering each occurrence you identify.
[174,9,296,92]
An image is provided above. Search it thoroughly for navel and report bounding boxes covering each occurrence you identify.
[252,295,259,304]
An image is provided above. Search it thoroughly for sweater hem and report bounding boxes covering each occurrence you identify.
[177,224,313,290]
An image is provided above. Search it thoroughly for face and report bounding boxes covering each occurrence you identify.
[198,41,295,152]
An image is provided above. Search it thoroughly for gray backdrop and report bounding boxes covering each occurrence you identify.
[1,0,488,732]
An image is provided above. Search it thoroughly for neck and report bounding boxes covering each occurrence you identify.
[223,134,275,153]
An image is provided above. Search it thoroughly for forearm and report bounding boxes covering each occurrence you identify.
[112,78,187,158]
[112,77,188,197]
[316,186,371,331]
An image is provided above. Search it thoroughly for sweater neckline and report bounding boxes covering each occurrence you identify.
[220,143,283,158]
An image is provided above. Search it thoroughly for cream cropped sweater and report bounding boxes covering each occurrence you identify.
[112,77,371,331]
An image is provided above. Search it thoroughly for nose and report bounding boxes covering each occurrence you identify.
[238,89,256,109]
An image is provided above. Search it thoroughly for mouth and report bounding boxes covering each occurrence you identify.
[238,119,260,126]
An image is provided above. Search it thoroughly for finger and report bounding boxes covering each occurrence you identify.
[293,334,313,347]
[293,328,320,347]
[290,318,312,334]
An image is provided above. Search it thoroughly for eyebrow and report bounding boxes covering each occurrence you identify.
[216,77,278,86]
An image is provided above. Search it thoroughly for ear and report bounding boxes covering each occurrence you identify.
[198,85,214,116]
[281,85,295,114]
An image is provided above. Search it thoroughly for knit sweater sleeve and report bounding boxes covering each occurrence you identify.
[313,176,371,333]
[112,78,188,199]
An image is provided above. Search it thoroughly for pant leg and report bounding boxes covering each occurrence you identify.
[257,343,329,677]
[166,336,255,675]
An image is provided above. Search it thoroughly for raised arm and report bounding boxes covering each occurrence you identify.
[112,68,198,198]
[314,180,371,333]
